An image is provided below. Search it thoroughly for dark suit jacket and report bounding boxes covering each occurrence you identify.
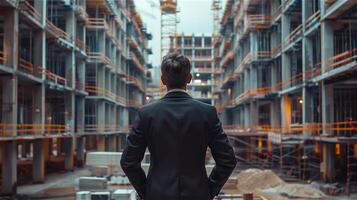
[120,91,237,200]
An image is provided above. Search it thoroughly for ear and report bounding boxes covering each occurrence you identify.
[187,73,192,84]
[161,75,167,86]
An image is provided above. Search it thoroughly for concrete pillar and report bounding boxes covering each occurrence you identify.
[1,141,17,195]
[33,139,45,183]
[34,0,46,25]
[321,21,334,73]
[66,51,75,88]
[3,8,18,69]
[244,104,250,128]
[281,94,292,133]
[250,101,259,128]
[302,87,314,135]
[76,136,85,167]
[321,82,334,135]
[270,98,280,128]
[64,137,74,171]
[281,11,291,88]
[65,92,75,133]
[33,85,45,136]
[321,143,335,182]
[98,101,105,132]
[76,96,85,133]
[33,28,46,78]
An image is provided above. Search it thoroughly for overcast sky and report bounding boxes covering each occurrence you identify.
[133,0,225,67]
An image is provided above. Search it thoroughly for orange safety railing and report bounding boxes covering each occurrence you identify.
[87,52,114,68]
[283,24,303,47]
[236,52,252,74]
[75,81,86,90]
[46,20,71,42]
[247,14,272,29]
[222,121,357,136]
[75,38,89,52]
[271,43,282,57]
[196,67,213,73]
[0,51,7,63]
[19,58,34,74]
[19,0,42,23]
[305,11,321,30]
[126,75,145,91]
[220,50,235,68]
[193,56,212,60]
[0,124,69,136]
[38,67,67,86]
[272,4,283,22]
[84,124,122,132]
[325,48,357,72]
[86,18,108,29]
[127,99,143,108]
[129,52,145,73]
[257,51,271,59]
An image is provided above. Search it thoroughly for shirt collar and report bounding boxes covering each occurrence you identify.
[166,89,187,94]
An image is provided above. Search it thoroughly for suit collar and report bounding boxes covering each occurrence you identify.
[162,90,192,99]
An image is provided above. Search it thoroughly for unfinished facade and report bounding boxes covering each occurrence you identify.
[172,34,218,105]
[217,0,357,193]
[0,0,150,195]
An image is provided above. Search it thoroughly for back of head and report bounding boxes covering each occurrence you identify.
[161,52,192,89]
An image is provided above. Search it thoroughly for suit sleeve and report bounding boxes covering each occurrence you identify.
[207,107,237,198]
[120,110,147,199]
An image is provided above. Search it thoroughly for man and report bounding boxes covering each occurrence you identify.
[120,53,237,200]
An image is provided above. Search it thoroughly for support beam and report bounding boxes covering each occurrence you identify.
[64,137,74,171]
[33,139,45,183]
[321,142,335,182]
[1,141,17,195]
[77,136,85,167]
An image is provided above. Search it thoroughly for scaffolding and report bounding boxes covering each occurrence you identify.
[160,0,179,95]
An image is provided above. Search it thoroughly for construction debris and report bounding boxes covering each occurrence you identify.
[235,169,326,199]
[78,177,108,191]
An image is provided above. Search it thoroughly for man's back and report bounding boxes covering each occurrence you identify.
[121,91,237,200]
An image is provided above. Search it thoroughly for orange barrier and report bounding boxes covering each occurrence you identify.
[283,24,303,47]
[86,18,108,29]
[223,121,357,136]
[129,52,145,73]
[19,0,42,23]
[46,20,71,42]
[247,14,272,29]
[126,75,145,92]
[305,11,321,30]
[75,38,89,52]
[0,51,7,63]
[220,50,234,68]
[87,52,114,68]
[196,67,213,73]
[19,58,34,74]
[325,48,357,72]
[0,124,69,136]
[38,67,67,86]
[272,4,282,22]
[257,51,271,59]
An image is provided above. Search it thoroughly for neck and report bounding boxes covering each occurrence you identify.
[167,86,186,91]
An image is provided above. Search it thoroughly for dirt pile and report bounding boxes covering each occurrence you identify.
[261,183,326,199]
[236,169,285,193]
[235,169,326,199]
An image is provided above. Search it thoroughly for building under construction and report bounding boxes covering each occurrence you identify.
[216,0,357,194]
[172,34,218,105]
[0,0,151,195]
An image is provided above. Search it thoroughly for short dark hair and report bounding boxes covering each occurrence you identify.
[161,53,191,88]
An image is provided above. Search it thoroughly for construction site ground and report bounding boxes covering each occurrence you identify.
[11,166,357,200]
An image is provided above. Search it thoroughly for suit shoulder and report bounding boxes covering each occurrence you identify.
[190,99,217,112]
[138,100,161,114]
